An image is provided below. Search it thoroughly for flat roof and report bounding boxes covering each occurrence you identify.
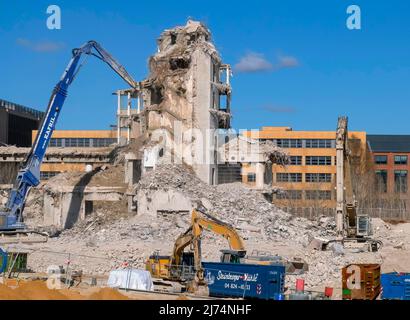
[243,127,366,142]
[368,134,410,153]
[0,98,44,120]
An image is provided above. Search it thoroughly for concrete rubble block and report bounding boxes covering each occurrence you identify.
[307,237,330,251]
[136,189,192,218]
[237,222,262,233]
[393,242,404,249]
[329,242,345,256]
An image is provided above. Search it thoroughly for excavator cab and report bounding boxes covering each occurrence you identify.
[346,202,358,237]
[220,249,246,264]
[178,252,196,281]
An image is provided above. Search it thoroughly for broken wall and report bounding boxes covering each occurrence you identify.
[0,162,19,184]
[136,189,192,217]
[41,165,128,229]
[43,187,124,229]
[132,20,232,185]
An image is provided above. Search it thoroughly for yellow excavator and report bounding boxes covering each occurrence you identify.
[146,207,308,289]
[146,207,247,287]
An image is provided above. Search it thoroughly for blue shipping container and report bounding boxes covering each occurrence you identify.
[202,262,285,300]
[381,272,410,300]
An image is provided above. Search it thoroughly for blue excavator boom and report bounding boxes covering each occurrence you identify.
[0,40,138,233]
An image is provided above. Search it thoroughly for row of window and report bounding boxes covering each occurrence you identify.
[274,139,335,149]
[276,190,332,200]
[374,155,408,165]
[306,156,332,166]
[276,173,332,183]
[277,173,302,182]
[289,156,302,165]
[305,139,333,148]
[375,169,408,193]
[49,138,117,148]
[288,156,333,166]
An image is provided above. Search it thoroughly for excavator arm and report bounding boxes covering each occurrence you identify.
[170,227,195,267]
[336,116,350,237]
[0,40,138,232]
[191,208,246,252]
[147,207,246,285]
[336,116,360,237]
[190,208,246,282]
[335,117,379,249]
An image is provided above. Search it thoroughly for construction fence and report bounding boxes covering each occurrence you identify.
[280,207,410,222]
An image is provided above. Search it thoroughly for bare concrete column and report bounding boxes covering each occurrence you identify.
[255,162,265,189]
[117,92,121,144]
[125,152,140,213]
[127,92,131,143]
[124,153,140,186]
[336,147,344,237]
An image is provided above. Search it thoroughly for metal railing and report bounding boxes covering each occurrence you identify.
[358,208,409,221]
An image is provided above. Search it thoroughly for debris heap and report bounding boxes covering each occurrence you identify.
[135,164,315,244]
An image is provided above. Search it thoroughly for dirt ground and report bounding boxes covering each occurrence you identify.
[2,164,409,299]
[0,280,197,300]
[6,216,408,300]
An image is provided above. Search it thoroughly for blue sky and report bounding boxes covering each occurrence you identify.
[1,0,410,133]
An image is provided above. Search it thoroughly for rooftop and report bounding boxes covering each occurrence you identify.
[0,98,44,120]
[368,134,410,153]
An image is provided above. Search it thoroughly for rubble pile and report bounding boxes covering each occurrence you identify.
[1,185,43,225]
[24,188,44,225]
[131,164,395,289]
[21,162,408,290]
[135,164,322,245]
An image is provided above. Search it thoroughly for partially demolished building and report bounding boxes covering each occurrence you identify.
[119,20,232,185]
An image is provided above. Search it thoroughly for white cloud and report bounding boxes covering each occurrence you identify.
[234,52,273,73]
[16,38,65,52]
[277,55,299,68]
[234,52,299,73]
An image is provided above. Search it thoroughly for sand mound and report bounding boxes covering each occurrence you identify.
[59,288,87,300]
[0,284,24,300]
[0,281,132,300]
[87,287,129,300]
[14,281,67,300]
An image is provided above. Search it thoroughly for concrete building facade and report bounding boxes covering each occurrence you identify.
[30,130,117,180]
[368,135,410,211]
[243,126,367,208]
